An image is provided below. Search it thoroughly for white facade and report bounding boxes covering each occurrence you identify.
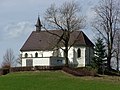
[21,46,93,67]
[20,19,94,67]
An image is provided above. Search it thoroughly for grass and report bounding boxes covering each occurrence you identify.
[0,71,120,90]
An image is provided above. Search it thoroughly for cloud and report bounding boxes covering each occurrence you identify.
[3,21,34,39]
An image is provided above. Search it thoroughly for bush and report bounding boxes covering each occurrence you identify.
[0,68,10,75]
[104,69,120,76]
[2,64,10,69]
[35,66,63,70]
[10,66,63,72]
[11,66,34,72]
[63,67,97,76]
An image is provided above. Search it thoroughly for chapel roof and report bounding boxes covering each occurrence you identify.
[20,30,94,51]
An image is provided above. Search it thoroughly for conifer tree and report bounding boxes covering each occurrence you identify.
[92,37,106,74]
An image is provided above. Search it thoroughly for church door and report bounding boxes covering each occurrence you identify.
[26,59,33,66]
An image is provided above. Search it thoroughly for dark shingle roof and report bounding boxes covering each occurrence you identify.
[20,30,94,51]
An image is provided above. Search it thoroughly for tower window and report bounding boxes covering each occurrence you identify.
[77,48,81,58]
[35,52,38,57]
[25,53,28,58]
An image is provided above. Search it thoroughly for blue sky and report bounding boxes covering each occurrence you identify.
[0,0,99,64]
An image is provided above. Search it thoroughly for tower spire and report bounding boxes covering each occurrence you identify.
[35,16,42,32]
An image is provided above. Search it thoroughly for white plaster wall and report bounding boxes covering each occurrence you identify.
[22,58,50,66]
[22,58,26,67]
[73,47,86,67]
[33,58,50,66]
[21,46,90,67]
[21,51,64,67]
[59,47,86,67]
[68,47,74,64]
[21,51,53,58]
[43,51,53,57]
[59,48,64,57]
[59,47,74,65]
[59,47,74,61]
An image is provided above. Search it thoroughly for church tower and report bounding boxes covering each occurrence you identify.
[35,17,42,32]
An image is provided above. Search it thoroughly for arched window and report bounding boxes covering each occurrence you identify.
[25,53,28,58]
[77,48,81,58]
[35,52,38,57]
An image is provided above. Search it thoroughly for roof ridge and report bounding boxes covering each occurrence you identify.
[81,31,94,46]
[20,31,34,51]
[80,31,86,44]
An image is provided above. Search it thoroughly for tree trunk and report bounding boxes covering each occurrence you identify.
[116,56,119,71]
[107,41,112,70]
[107,56,111,70]
[64,40,69,67]
[64,50,69,67]
[107,49,112,70]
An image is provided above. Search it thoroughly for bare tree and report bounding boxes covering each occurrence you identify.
[43,1,85,66]
[114,32,120,71]
[2,48,15,68]
[16,54,22,66]
[92,0,120,70]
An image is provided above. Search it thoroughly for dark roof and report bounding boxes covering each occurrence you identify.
[20,30,94,51]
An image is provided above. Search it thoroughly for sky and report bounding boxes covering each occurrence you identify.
[0,0,99,64]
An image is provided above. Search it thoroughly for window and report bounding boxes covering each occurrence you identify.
[26,59,33,66]
[77,48,81,58]
[35,52,38,57]
[57,60,62,63]
[25,53,28,58]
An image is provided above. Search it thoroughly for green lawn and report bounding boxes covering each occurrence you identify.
[0,71,120,90]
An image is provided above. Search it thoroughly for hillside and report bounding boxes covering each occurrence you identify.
[0,71,120,90]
